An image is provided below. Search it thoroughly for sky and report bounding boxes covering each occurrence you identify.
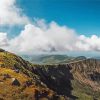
[17,0,100,36]
[0,0,100,56]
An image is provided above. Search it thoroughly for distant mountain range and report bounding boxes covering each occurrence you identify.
[22,54,87,64]
[0,49,100,100]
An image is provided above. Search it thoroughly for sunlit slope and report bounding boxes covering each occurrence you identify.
[0,50,56,100]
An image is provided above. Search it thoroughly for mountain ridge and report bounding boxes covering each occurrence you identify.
[0,49,100,100]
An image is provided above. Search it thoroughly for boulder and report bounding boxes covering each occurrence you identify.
[11,78,21,86]
[0,49,5,52]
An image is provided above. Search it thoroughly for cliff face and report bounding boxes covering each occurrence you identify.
[70,59,100,92]
[69,59,99,73]
[32,59,100,99]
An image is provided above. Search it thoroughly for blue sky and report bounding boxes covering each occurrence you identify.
[0,0,100,55]
[16,0,100,36]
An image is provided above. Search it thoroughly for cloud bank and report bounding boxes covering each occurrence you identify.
[0,0,100,54]
[0,32,9,47]
[0,20,100,54]
[0,0,30,26]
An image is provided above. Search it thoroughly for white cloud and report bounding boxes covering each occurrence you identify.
[0,0,100,54]
[0,19,100,54]
[76,35,100,51]
[6,20,78,54]
[0,0,30,26]
[0,32,9,47]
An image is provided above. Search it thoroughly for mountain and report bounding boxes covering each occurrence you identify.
[22,54,71,64]
[33,59,100,100]
[0,49,100,100]
[22,54,86,64]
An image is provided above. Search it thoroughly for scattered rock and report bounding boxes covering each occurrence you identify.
[0,97,4,100]
[14,69,19,73]
[3,74,11,80]
[24,80,33,87]
[34,89,49,100]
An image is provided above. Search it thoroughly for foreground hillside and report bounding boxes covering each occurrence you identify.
[0,49,100,100]
[0,49,56,100]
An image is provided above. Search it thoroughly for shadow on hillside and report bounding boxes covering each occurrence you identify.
[34,64,78,99]
[90,71,100,83]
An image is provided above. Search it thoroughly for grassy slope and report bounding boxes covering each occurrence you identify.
[0,68,34,99]
[0,51,55,100]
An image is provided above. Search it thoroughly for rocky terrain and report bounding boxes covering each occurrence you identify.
[0,49,100,100]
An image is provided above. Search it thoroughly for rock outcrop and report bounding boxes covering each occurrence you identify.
[0,49,5,52]
[11,78,21,86]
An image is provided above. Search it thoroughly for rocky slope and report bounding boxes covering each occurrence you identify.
[0,50,57,100]
[32,59,100,100]
[0,49,100,100]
